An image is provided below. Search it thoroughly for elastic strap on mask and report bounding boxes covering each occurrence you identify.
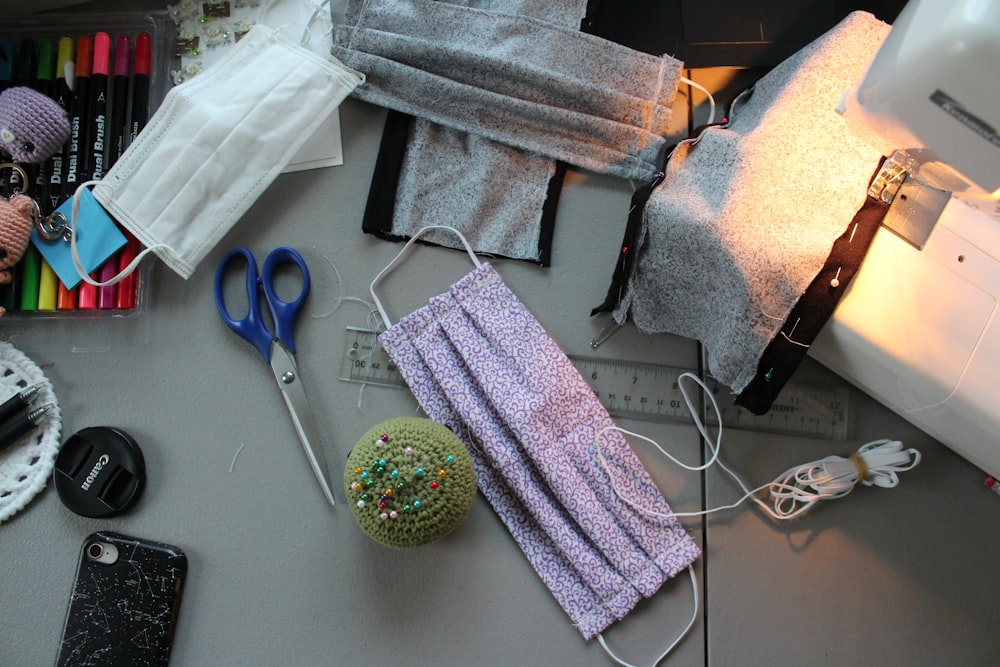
[369,225,482,327]
[595,373,922,521]
[256,0,334,51]
[597,565,698,667]
[68,181,172,287]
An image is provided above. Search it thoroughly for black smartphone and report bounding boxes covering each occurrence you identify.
[55,531,187,666]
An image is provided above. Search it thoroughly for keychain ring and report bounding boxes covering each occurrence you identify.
[36,210,71,242]
[0,162,29,196]
[0,163,72,242]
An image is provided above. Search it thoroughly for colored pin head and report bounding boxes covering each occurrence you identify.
[345,417,476,548]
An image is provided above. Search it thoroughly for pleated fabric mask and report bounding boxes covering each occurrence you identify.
[371,227,700,641]
[332,0,682,182]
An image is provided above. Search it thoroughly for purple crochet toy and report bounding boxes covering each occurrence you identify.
[0,86,70,164]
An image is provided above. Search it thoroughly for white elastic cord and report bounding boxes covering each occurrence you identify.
[679,76,716,126]
[597,565,698,667]
[596,373,921,522]
[311,253,379,322]
[68,181,170,287]
[256,0,332,48]
[369,225,482,327]
[300,0,333,45]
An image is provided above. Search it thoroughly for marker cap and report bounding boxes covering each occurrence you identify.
[134,33,151,77]
[92,32,110,76]
[53,426,146,517]
[114,34,130,77]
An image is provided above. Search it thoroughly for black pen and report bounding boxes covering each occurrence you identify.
[0,403,55,453]
[0,384,42,424]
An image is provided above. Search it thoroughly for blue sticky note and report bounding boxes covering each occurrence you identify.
[32,188,127,289]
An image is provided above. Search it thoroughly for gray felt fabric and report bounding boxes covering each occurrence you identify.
[443,0,583,26]
[388,0,586,262]
[331,0,682,182]
[394,118,558,260]
[615,12,890,393]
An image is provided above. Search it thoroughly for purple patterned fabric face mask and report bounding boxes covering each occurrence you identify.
[371,230,700,640]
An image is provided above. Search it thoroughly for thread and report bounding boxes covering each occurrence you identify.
[596,372,921,522]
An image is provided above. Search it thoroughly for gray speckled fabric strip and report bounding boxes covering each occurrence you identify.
[382,0,586,263]
[332,0,681,182]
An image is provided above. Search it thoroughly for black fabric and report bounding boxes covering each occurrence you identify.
[360,109,412,244]
[358,111,568,267]
[735,191,889,414]
[591,170,666,316]
[586,0,905,67]
[536,161,567,266]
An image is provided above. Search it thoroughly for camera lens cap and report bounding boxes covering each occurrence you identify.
[53,426,146,518]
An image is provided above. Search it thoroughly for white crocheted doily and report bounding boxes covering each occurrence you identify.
[0,342,61,523]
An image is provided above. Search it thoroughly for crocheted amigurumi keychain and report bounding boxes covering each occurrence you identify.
[0,86,71,164]
[345,417,476,548]
[0,193,37,298]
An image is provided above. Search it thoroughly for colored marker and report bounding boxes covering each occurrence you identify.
[14,37,34,86]
[96,35,132,309]
[16,39,41,311]
[96,264,118,309]
[54,38,78,310]
[32,38,55,207]
[0,39,14,92]
[18,244,40,311]
[88,32,110,181]
[117,33,151,311]
[50,36,74,211]
[77,276,99,309]
[0,39,16,311]
[127,33,150,146]
[77,35,105,310]
[107,34,130,167]
[65,35,91,196]
[34,39,61,312]
[8,38,36,196]
[56,280,78,310]
[0,37,12,193]
[37,264,59,311]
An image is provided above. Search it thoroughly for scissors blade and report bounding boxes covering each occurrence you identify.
[269,342,336,508]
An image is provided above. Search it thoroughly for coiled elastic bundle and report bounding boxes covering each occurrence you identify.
[597,372,922,522]
[766,438,921,519]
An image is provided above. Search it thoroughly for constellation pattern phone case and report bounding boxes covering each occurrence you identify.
[55,531,187,667]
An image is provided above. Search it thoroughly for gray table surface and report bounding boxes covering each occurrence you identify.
[2,2,999,665]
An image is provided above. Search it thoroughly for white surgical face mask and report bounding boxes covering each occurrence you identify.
[77,24,363,282]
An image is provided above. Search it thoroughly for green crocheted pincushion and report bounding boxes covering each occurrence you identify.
[345,417,476,548]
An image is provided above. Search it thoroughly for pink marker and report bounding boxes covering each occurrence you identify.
[78,33,110,311]
[97,34,133,309]
[117,33,152,311]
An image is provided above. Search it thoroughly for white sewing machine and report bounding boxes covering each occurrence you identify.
[812,0,1000,477]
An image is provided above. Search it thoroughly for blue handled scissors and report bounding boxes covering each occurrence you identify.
[214,247,335,508]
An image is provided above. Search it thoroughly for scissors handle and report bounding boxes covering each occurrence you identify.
[260,246,310,354]
[214,247,311,362]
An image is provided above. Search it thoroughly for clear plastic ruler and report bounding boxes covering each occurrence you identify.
[339,327,406,388]
[569,355,849,441]
[339,328,849,440]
